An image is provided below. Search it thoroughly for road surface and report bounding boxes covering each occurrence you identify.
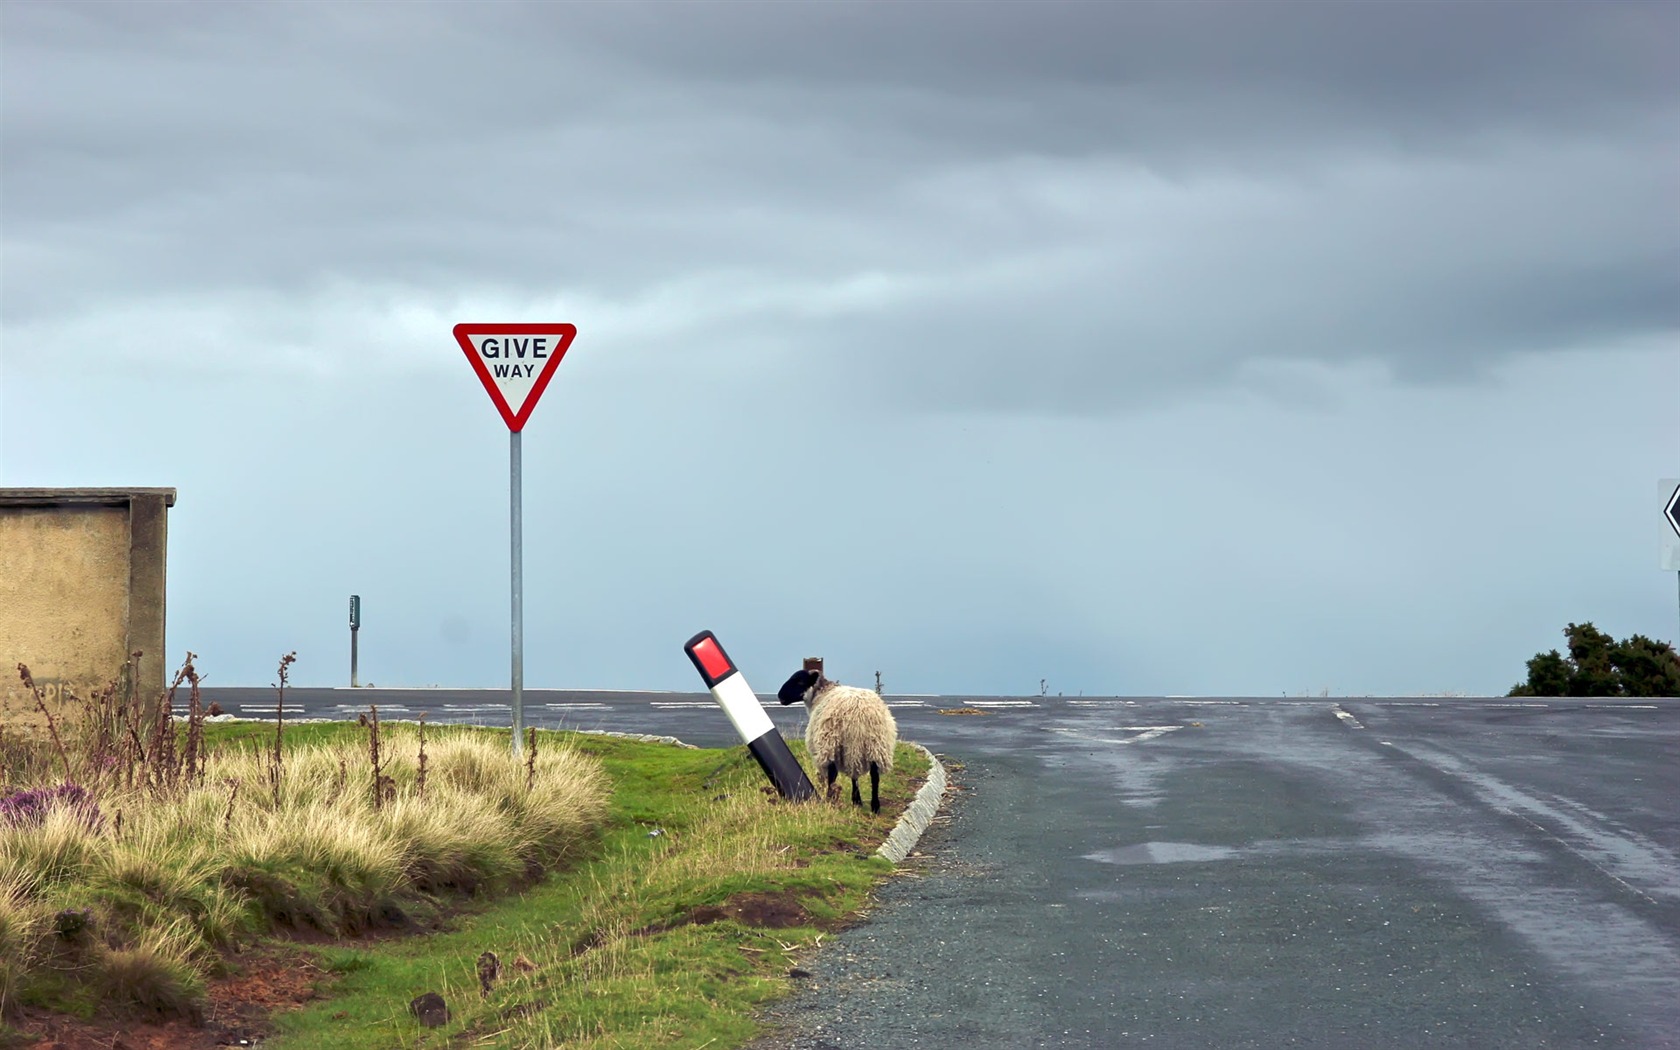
[198,686,1680,1048]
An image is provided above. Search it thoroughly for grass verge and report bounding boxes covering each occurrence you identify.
[261,728,931,1050]
[0,716,608,1036]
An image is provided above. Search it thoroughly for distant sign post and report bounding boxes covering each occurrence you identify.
[455,323,578,755]
[349,594,361,688]
[1663,479,1680,645]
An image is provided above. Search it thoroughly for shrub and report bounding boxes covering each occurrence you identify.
[383,793,519,895]
[225,805,405,933]
[1511,623,1680,697]
[0,874,48,1018]
[93,827,222,944]
[0,782,103,831]
[93,921,205,1022]
[0,804,106,888]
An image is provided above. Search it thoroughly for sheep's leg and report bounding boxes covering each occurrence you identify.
[851,776,862,806]
[870,762,881,814]
[825,748,841,801]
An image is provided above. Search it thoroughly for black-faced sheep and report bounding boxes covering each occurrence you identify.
[777,669,897,813]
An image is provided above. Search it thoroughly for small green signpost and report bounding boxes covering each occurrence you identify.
[349,594,361,688]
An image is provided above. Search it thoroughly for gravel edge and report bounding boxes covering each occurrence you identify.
[874,742,948,865]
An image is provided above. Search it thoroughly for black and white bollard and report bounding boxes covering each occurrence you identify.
[683,630,815,801]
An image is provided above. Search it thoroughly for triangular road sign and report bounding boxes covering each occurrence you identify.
[453,323,577,431]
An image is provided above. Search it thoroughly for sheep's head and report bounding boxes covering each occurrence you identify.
[777,669,821,706]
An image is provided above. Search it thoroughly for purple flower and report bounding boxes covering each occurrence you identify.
[0,782,105,831]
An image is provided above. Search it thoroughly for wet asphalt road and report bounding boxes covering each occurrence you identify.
[201,687,1680,1049]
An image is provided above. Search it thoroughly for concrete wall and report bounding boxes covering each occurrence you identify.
[0,488,175,726]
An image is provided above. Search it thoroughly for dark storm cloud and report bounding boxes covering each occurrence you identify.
[4,3,1677,696]
[571,0,1675,146]
[2,0,1674,410]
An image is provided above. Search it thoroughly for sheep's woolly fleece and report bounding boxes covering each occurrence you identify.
[804,683,897,779]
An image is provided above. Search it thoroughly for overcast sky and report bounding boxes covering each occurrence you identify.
[3,1,1676,696]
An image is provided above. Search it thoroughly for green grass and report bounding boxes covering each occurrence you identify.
[0,720,609,1031]
[2,717,932,1049]
[261,730,931,1050]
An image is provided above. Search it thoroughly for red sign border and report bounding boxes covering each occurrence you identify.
[453,322,577,432]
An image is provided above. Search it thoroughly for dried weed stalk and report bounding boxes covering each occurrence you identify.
[270,651,296,807]
[415,712,429,800]
[180,653,205,787]
[147,656,191,792]
[16,663,71,780]
[366,705,393,810]
[221,778,241,832]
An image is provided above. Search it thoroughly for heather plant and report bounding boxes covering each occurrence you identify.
[0,782,103,831]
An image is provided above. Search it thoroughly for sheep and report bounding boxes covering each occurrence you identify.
[777,669,897,813]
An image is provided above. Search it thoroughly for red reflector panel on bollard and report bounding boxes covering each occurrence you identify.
[682,631,815,801]
[689,635,734,685]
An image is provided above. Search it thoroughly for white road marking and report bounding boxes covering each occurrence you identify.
[1174,700,1244,705]
[651,702,714,709]
[976,700,1038,707]
[1067,699,1139,706]
[1382,702,1440,707]
[884,701,928,708]
[542,702,609,709]
[1332,706,1365,730]
[1488,703,1551,709]
[1048,725,1183,745]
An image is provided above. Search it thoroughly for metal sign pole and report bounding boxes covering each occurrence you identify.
[454,322,575,758]
[511,429,524,756]
[349,594,361,688]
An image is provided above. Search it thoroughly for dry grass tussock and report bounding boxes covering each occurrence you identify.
[448,789,858,1049]
[1,653,608,1021]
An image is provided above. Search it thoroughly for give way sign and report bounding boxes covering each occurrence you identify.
[453,323,578,431]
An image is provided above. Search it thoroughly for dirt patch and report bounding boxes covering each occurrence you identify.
[632,889,823,939]
[18,945,329,1050]
[693,891,815,929]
